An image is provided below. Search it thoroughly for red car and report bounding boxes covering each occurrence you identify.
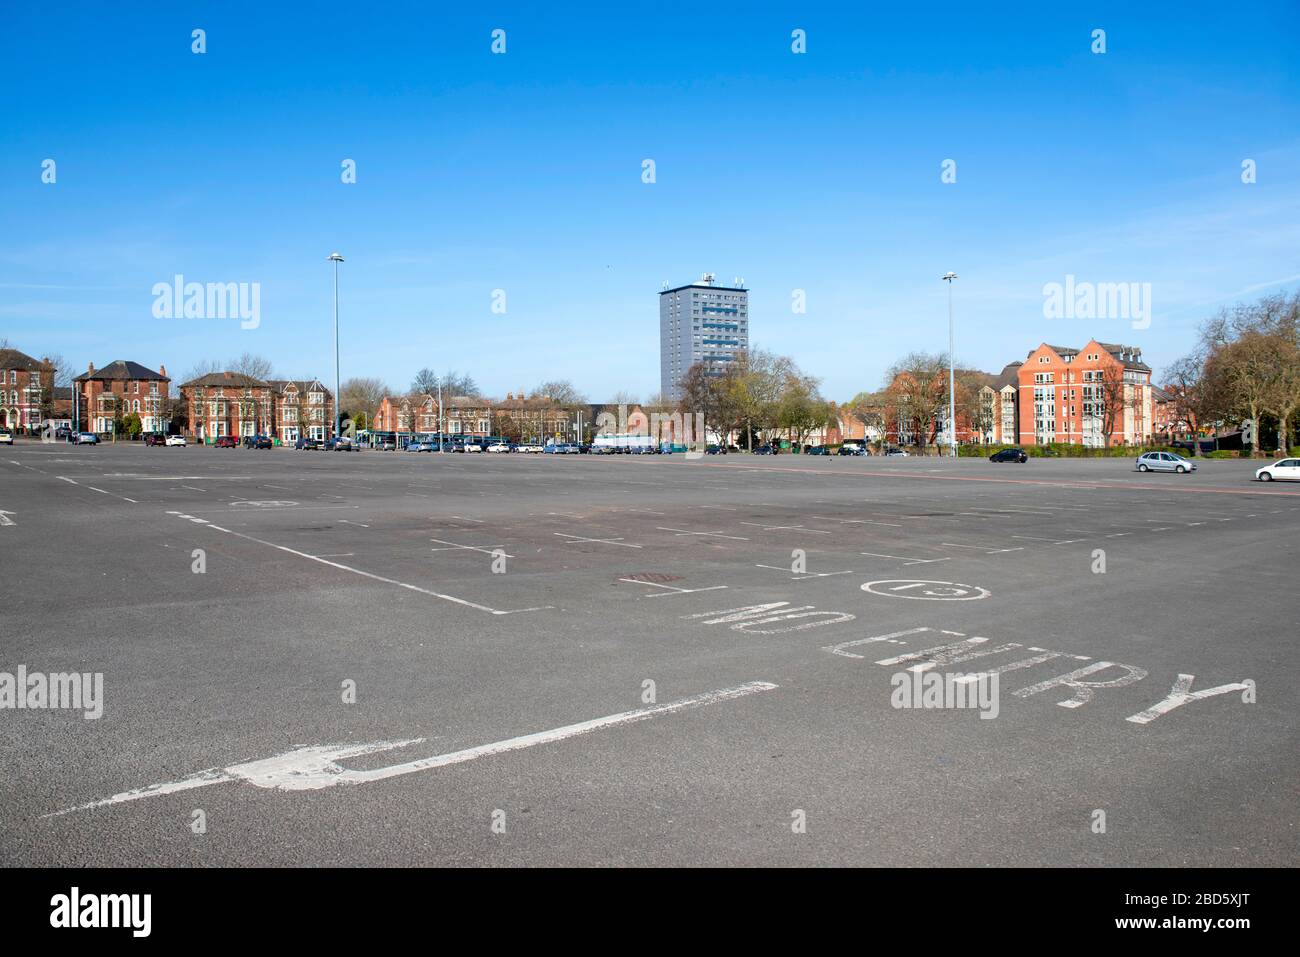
[214,436,239,448]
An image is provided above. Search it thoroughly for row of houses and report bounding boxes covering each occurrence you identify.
[0,349,339,443]
[370,391,579,443]
[1,338,1187,449]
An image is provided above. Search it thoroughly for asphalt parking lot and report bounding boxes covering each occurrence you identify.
[1,443,1296,866]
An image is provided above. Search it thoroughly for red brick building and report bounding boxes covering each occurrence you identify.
[373,391,572,443]
[1017,341,1153,447]
[180,373,334,443]
[0,348,55,433]
[267,379,334,444]
[73,360,171,435]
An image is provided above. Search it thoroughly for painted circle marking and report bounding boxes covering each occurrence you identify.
[861,579,990,601]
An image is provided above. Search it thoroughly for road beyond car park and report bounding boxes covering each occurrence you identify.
[1,444,1295,866]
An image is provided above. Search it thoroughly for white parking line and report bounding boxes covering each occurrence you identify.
[182,521,548,615]
[554,532,642,549]
[618,577,728,597]
[656,526,750,541]
[430,538,514,558]
[860,551,950,565]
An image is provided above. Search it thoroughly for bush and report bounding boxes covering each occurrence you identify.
[1204,450,1237,459]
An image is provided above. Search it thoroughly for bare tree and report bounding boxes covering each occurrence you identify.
[339,377,388,428]
[532,379,585,405]
[1097,365,1131,446]
[181,359,223,385]
[230,352,274,381]
[411,368,439,395]
[885,352,948,448]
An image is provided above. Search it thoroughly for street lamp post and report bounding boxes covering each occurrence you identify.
[328,253,344,441]
[942,272,958,458]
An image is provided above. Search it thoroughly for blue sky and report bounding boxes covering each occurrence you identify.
[2,2,1298,401]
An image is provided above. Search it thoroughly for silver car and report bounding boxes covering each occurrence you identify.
[1136,451,1196,473]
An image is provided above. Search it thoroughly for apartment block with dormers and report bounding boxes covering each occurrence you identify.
[1018,341,1153,447]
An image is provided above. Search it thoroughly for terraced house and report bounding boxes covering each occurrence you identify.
[0,348,55,433]
[73,360,170,435]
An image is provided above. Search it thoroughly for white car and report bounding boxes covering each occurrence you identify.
[165,435,187,447]
[518,443,544,453]
[461,442,482,453]
[1136,451,1196,473]
[486,443,511,453]
[884,448,909,457]
[1256,458,1300,482]
[0,430,12,445]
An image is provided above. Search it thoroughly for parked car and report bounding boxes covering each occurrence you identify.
[295,437,321,450]
[806,445,830,456]
[838,444,866,456]
[243,434,273,449]
[1136,451,1196,473]
[989,448,1028,463]
[55,426,73,441]
[165,435,187,447]
[0,429,12,445]
[144,433,166,446]
[461,441,483,452]
[214,435,239,448]
[884,448,909,457]
[485,442,511,452]
[405,440,427,452]
[325,436,354,451]
[1256,458,1300,482]
[752,444,774,455]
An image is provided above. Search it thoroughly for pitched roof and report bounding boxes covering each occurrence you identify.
[267,378,330,395]
[1096,342,1152,372]
[178,371,268,389]
[0,348,50,371]
[76,360,168,382]
[994,361,1022,390]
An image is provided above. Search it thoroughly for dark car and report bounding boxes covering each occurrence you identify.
[838,444,866,456]
[806,445,830,456]
[295,436,321,450]
[752,444,774,455]
[143,433,166,446]
[990,448,1028,463]
[243,434,273,449]
[324,436,354,451]
[214,435,239,448]
[55,426,74,441]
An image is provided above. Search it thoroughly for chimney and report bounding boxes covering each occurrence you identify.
[87,362,95,374]
[159,364,167,377]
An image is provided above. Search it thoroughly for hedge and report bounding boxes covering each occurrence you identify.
[961,442,1190,459]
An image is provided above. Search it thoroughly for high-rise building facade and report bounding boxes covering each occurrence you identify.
[660,274,749,402]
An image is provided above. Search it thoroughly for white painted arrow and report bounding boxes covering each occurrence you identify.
[0,510,15,527]
[47,681,778,816]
